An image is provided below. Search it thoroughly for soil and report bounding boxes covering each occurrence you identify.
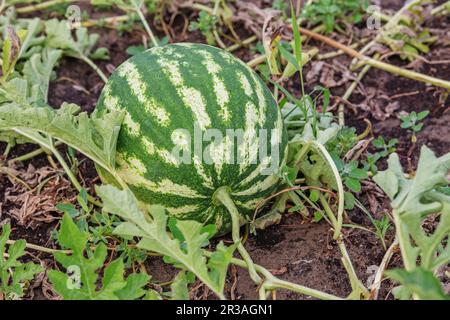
[0,1,449,300]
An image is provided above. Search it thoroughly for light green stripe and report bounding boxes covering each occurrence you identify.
[157,56,211,130]
[193,154,214,189]
[239,101,259,173]
[199,50,231,122]
[232,174,279,197]
[118,61,171,127]
[166,205,201,217]
[238,156,272,187]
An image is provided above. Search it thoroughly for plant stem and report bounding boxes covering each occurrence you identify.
[320,195,368,298]
[247,55,266,68]
[3,142,12,157]
[8,142,62,164]
[16,0,75,13]
[297,27,450,90]
[204,251,343,300]
[292,141,311,168]
[181,3,214,14]
[226,35,258,53]
[6,240,69,254]
[132,0,159,47]
[370,240,398,300]
[47,137,81,190]
[351,0,424,67]
[213,187,262,285]
[394,213,416,271]
[78,55,108,83]
[46,138,102,207]
[17,133,102,207]
[211,0,227,49]
[337,238,369,299]
[431,1,450,16]
[82,15,131,28]
[262,278,341,300]
[312,141,344,239]
[317,41,364,60]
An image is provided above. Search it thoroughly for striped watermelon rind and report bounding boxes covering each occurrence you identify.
[96,43,288,233]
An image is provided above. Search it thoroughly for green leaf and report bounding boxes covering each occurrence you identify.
[344,191,356,210]
[98,185,234,299]
[16,18,44,60]
[48,213,148,300]
[0,103,124,174]
[170,271,192,300]
[290,0,303,66]
[373,170,398,200]
[309,189,320,202]
[412,123,424,132]
[386,268,449,300]
[345,177,361,193]
[90,47,110,60]
[56,203,80,218]
[374,147,450,219]
[281,165,297,183]
[374,147,450,295]
[22,48,63,103]
[313,211,324,222]
[2,26,20,79]
[126,45,146,56]
[348,167,368,180]
[0,224,43,299]
[372,136,386,149]
[115,273,150,300]
[44,19,108,60]
[279,44,300,71]
[417,110,430,121]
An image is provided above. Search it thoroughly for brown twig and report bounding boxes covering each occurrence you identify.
[294,27,450,90]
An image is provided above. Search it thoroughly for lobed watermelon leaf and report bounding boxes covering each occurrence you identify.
[0,103,124,177]
[374,146,450,300]
[170,271,194,300]
[97,184,235,300]
[48,213,150,300]
[386,268,449,300]
[44,19,109,61]
[0,224,44,299]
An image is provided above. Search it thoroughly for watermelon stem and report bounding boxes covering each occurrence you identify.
[213,187,262,285]
[131,0,159,48]
[204,251,343,300]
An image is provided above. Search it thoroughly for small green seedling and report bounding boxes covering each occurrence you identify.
[372,136,398,157]
[0,224,43,300]
[363,136,398,174]
[189,11,218,45]
[302,0,369,34]
[56,190,147,269]
[335,159,368,193]
[363,153,381,175]
[400,110,429,142]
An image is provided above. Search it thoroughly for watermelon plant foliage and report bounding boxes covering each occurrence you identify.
[374,146,450,300]
[97,184,235,300]
[48,213,152,300]
[0,5,373,300]
[0,224,43,300]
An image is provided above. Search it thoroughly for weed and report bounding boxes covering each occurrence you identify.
[400,110,429,142]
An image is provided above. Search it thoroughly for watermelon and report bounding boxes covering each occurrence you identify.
[96,43,287,233]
